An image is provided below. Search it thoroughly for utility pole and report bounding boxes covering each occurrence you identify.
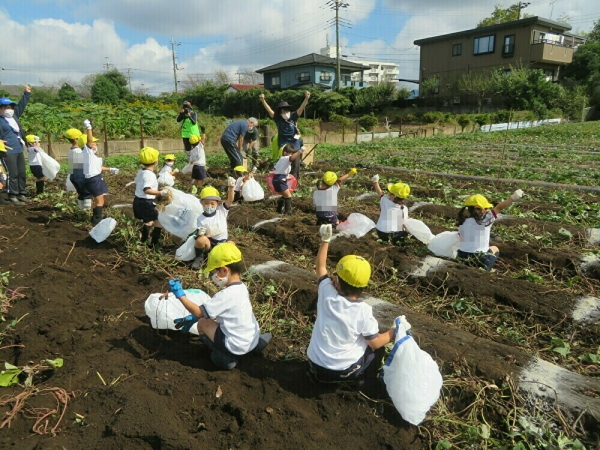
[103,57,112,71]
[170,37,181,93]
[328,1,349,90]
[517,2,530,20]
[126,67,133,93]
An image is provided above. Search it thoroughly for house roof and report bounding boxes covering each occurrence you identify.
[256,53,369,74]
[414,16,572,46]
[227,84,263,91]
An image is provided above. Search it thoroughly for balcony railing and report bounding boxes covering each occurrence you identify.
[532,38,573,48]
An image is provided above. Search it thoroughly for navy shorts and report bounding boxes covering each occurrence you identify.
[213,326,238,355]
[377,229,408,245]
[457,249,498,271]
[316,210,338,225]
[70,173,92,201]
[192,165,207,181]
[208,237,227,249]
[84,174,108,197]
[133,197,159,222]
[272,174,288,193]
[30,165,44,179]
[309,347,375,382]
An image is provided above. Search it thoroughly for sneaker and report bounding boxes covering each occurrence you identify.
[8,196,25,205]
[16,195,31,204]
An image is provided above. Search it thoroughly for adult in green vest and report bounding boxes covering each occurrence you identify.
[177,101,204,152]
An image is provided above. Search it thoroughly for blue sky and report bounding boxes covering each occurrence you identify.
[1,0,598,94]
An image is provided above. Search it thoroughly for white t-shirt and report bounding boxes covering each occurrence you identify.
[376,195,408,232]
[203,282,260,355]
[68,146,84,174]
[187,143,206,166]
[27,146,42,166]
[158,164,174,177]
[307,277,380,371]
[458,210,496,253]
[234,177,245,192]
[313,184,340,211]
[273,155,292,175]
[134,169,158,199]
[197,203,229,241]
[83,146,103,178]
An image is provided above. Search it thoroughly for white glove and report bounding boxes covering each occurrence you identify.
[510,189,524,201]
[173,168,180,173]
[319,224,332,243]
[109,168,119,175]
[227,176,236,187]
[83,119,92,130]
[197,227,206,237]
[252,166,258,173]
[299,146,306,153]
[371,174,379,183]
[160,189,170,197]
[392,315,412,332]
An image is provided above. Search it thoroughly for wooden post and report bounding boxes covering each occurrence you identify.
[399,117,403,137]
[103,122,109,158]
[342,123,345,143]
[355,122,359,144]
[139,117,145,149]
[454,126,457,136]
[46,131,55,159]
[371,127,375,141]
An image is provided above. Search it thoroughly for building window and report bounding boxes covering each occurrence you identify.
[543,69,555,81]
[473,35,495,55]
[295,72,310,82]
[285,74,290,85]
[503,35,515,56]
[452,43,462,56]
[320,71,332,81]
[272,76,280,86]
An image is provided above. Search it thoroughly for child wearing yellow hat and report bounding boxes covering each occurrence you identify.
[312,168,357,225]
[134,147,169,247]
[187,134,207,190]
[232,165,255,203]
[371,175,410,244]
[457,190,523,271]
[157,154,179,187]
[0,142,8,204]
[307,224,395,383]
[273,143,304,215]
[168,243,269,369]
[190,178,236,270]
[25,135,46,195]
[65,128,92,210]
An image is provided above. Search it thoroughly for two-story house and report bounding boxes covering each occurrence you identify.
[414,16,584,97]
[256,53,370,91]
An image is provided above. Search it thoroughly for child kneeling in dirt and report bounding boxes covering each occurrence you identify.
[187,134,207,191]
[133,147,169,248]
[168,243,270,370]
[307,224,395,383]
[233,165,257,203]
[457,190,523,271]
[25,135,46,196]
[372,175,410,245]
[190,181,236,270]
[313,168,357,225]
[273,143,304,215]
[157,154,179,187]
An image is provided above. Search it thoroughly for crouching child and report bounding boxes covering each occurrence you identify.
[313,168,357,225]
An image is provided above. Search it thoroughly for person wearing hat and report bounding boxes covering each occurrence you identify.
[81,119,119,225]
[0,85,31,205]
[259,91,310,180]
[306,224,395,383]
[134,147,169,247]
[220,118,258,173]
[25,135,46,195]
[168,243,269,370]
[0,141,9,205]
[190,179,236,270]
[457,190,524,271]
[177,101,204,152]
[313,168,357,225]
[371,175,411,245]
[272,143,304,215]
[186,134,207,190]
[65,128,92,210]
[232,165,255,203]
[157,153,179,187]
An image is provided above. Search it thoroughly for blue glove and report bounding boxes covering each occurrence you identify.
[169,278,185,299]
[174,314,198,333]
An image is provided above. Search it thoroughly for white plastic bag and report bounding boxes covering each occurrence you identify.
[158,188,203,239]
[38,150,60,180]
[157,171,175,187]
[89,218,117,243]
[182,163,193,175]
[428,231,460,258]
[383,317,443,425]
[404,219,434,244]
[175,235,197,261]
[241,178,265,202]
[144,289,211,331]
[336,213,376,239]
[65,175,76,192]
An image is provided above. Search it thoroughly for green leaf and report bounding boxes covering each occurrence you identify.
[553,345,571,356]
[558,227,573,238]
[479,423,491,439]
[579,353,600,364]
[0,369,21,387]
[44,358,64,369]
[4,362,18,370]
[435,440,452,450]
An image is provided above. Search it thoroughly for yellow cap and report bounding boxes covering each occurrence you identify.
[140,147,160,165]
[65,128,82,140]
[204,242,243,273]
[25,134,40,143]
[464,194,493,209]
[78,135,99,148]
[233,165,248,173]
[0,141,6,152]
[323,171,338,186]
[189,135,201,145]
[200,186,221,201]
[387,182,410,199]
[336,255,371,288]
[164,154,175,161]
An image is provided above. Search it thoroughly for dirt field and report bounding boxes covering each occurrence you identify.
[0,162,598,449]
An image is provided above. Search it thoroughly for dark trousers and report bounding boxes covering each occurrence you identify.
[182,138,193,152]
[221,138,243,170]
[4,152,27,196]
[281,138,303,180]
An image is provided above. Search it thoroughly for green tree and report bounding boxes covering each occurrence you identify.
[458,72,501,113]
[103,69,130,99]
[562,42,600,92]
[91,76,120,104]
[586,19,600,43]
[57,83,79,102]
[420,77,439,98]
[29,86,58,106]
[477,3,533,27]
